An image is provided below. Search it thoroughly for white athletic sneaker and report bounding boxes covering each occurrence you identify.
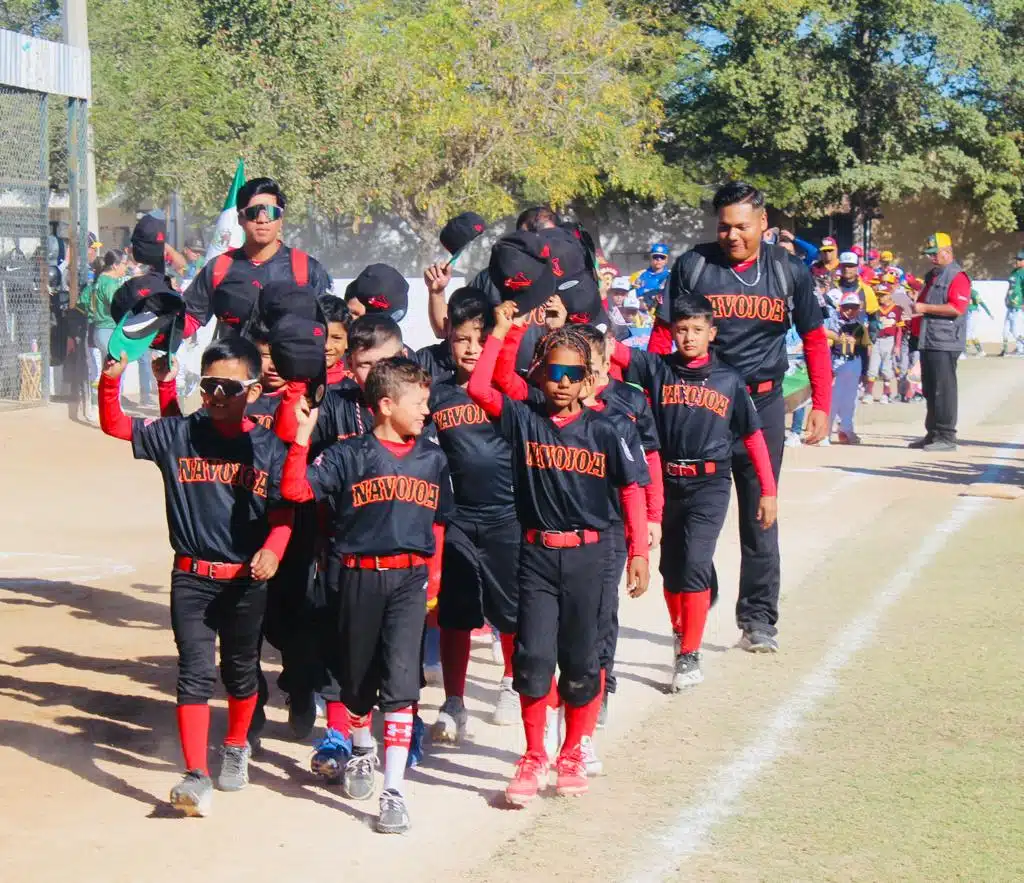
[544,706,561,762]
[879,394,890,404]
[432,696,469,745]
[817,437,831,447]
[860,394,874,404]
[670,651,704,692]
[423,663,443,687]
[784,432,803,448]
[580,735,603,776]
[492,677,520,726]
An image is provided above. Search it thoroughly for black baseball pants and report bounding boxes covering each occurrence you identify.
[730,386,785,636]
[329,565,427,716]
[514,535,610,707]
[661,474,733,594]
[438,514,521,635]
[920,349,959,443]
[170,571,267,705]
[597,525,627,694]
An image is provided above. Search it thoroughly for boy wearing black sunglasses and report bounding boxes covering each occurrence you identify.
[284,357,453,834]
[98,337,293,817]
[183,177,334,333]
[468,302,650,806]
[609,294,778,691]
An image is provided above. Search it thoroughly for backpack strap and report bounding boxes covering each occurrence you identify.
[658,249,707,324]
[291,248,309,287]
[767,244,796,326]
[211,251,235,291]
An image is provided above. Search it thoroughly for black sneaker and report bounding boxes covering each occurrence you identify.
[342,745,378,801]
[217,743,251,792]
[739,630,779,653]
[170,769,213,817]
[670,651,703,692]
[908,436,933,449]
[376,788,410,834]
[596,692,609,730]
[922,439,957,452]
[287,691,317,740]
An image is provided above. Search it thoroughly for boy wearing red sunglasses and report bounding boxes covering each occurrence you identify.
[98,337,294,817]
[467,302,650,806]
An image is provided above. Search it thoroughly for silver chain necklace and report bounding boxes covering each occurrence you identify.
[728,250,762,287]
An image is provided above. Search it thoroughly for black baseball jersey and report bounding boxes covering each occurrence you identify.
[310,378,372,457]
[184,244,333,326]
[624,349,760,472]
[429,378,516,522]
[666,243,822,385]
[497,399,646,532]
[131,414,286,562]
[247,387,286,431]
[597,379,660,454]
[305,433,454,557]
[416,341,457,383]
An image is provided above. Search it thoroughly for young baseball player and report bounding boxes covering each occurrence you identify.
[98,337,293,817]
[283,357,453,834]
[827,292,871,444]
[864,281,904,402]
[965,287,992,357]
[247,321,288,430]
[468,303,650,805]
[610,294,776,688]
[428,290,523,743]
[319,295,353,387]
[492,308,662,746]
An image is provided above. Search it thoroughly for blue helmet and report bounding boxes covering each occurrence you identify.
[650,243,670,258]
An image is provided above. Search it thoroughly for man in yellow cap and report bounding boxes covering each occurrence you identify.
[909,232,971,451]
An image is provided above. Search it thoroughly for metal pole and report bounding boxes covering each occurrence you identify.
[63,0,98,235]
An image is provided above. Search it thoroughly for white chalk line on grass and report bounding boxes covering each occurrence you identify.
[623,429,1024,883]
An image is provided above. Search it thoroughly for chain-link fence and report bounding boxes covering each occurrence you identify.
[0,81,89,406]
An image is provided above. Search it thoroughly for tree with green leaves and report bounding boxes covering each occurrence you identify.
[651,0,1024,232]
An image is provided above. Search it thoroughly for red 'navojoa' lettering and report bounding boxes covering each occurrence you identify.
[433,403,490,432]
[706,294,786,323]
[351,475,441,510]
[177,458,269,498]
[660,384,731,417]
[524,441,606,477]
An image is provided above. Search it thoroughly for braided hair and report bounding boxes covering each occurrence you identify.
[530,326,593,378]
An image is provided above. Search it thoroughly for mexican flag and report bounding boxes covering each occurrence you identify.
[205,159,246,261]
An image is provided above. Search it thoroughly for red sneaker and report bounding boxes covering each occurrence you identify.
[505,751,548,807]
[555,744,588,797]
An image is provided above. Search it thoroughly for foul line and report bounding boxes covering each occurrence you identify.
[623,430,1024,883]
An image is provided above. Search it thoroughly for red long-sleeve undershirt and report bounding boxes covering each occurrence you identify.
[467,335,506,419]
[158,379,180,417]
[274,381,306,443]
[100,372,293,559]
[495,323,530,397]
[619,483,648,560]
[742,430,777,497]
[644,450,664,523]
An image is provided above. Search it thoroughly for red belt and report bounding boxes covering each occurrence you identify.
[174,555,251,581]
[341,553,428,571]
[747,379,779,395]
[666,460,718,478]
[524,528,601,549]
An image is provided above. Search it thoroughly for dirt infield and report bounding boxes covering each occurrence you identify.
[1,358,1022,883]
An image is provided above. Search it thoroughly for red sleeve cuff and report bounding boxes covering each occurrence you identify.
[648,319,673,355]
[157,379,180,418]
[427,523,445,606]
[494,325,529,400]
[467,336,505,418]
[274,381,305,443]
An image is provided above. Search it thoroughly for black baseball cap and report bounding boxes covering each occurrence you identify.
[269,314,328,406]
[130,213,166,271]
[537,226,589,282]
[554,273,604,326]
[259,280,324,328]
[488,232,555,313]
[345,264,409,323]
[440,212,487,258]
[211,275,257,333]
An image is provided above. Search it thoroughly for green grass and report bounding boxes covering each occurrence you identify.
[684,504,1024,882]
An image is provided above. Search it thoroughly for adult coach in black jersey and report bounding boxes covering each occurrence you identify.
[184,178,333,331]
[650,182,832,652]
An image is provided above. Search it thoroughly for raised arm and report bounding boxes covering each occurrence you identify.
[493,321,529,400]
[99,355,133,441]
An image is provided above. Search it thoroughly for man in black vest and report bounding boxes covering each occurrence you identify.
[909,232,970,452]
[650,182,833,653]
[184,178,333,334]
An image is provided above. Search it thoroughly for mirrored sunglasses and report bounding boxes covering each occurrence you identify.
[199,376,258,398]
[240,204,284,222]
[546,363,586,383]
